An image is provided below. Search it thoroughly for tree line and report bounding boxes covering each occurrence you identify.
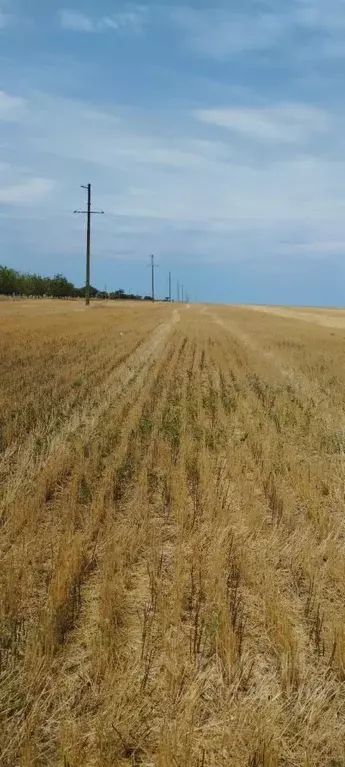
[0,266,153,301]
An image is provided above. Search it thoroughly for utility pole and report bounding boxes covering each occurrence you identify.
[151,254,155,301]
[182,284,184,303]
[151,256,155,301]
[74,183,104,306]
[177,280,180,302]
[148,254,158,301]
[169,272,172,302]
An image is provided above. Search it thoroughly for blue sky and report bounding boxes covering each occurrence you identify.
[1,0,345,303]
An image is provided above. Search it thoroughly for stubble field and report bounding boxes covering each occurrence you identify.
[1,299,345,766]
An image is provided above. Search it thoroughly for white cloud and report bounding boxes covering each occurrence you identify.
[2,88,345,265]
[284,241,345,256]
[59,10,94,32]
[0,90,27,121]
[26,94,217,173]
[100,8,148,32]
[0,0,10,29]
[294,0,345,32]
[195,104,329,143]
[171,2,345,60]
[171,7,288,59]
[59,6,148,34]
[0,175,55,205]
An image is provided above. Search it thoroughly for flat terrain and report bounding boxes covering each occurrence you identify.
[1,300,345,766]
[244,304,345,329]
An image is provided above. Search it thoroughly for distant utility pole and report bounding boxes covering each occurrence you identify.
[177,280,180,302]
[74,183,104,306]
[169,272,172,302]
[182,284,184,303]
[148,254,158,301]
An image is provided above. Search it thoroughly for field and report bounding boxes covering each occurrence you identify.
[1,299,345,767]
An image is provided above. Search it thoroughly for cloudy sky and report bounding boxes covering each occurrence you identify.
[1,0,345,303]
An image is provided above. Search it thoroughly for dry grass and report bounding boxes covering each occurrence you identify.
[1,300,345,766]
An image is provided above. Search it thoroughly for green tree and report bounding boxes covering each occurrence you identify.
[50,274,74,298]
[0,266,20,295]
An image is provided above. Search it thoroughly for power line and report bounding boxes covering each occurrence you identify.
[74,183,104,307]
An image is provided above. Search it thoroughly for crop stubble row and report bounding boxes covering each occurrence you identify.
[0,302,345,766]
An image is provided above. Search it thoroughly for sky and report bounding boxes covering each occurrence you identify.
[1,0,345,304]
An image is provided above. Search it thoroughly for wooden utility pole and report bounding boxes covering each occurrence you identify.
[182,284,184,303]
[148,254,159,301]
[169,272,172,302]
[177,280,180,302]
[85,184,91,306]
[74,184,104,306]
[151,254,155,301]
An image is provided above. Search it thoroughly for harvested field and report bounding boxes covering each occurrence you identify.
[1,300,345,766]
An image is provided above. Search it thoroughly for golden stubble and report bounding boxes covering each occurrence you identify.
[1,300,345,766]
